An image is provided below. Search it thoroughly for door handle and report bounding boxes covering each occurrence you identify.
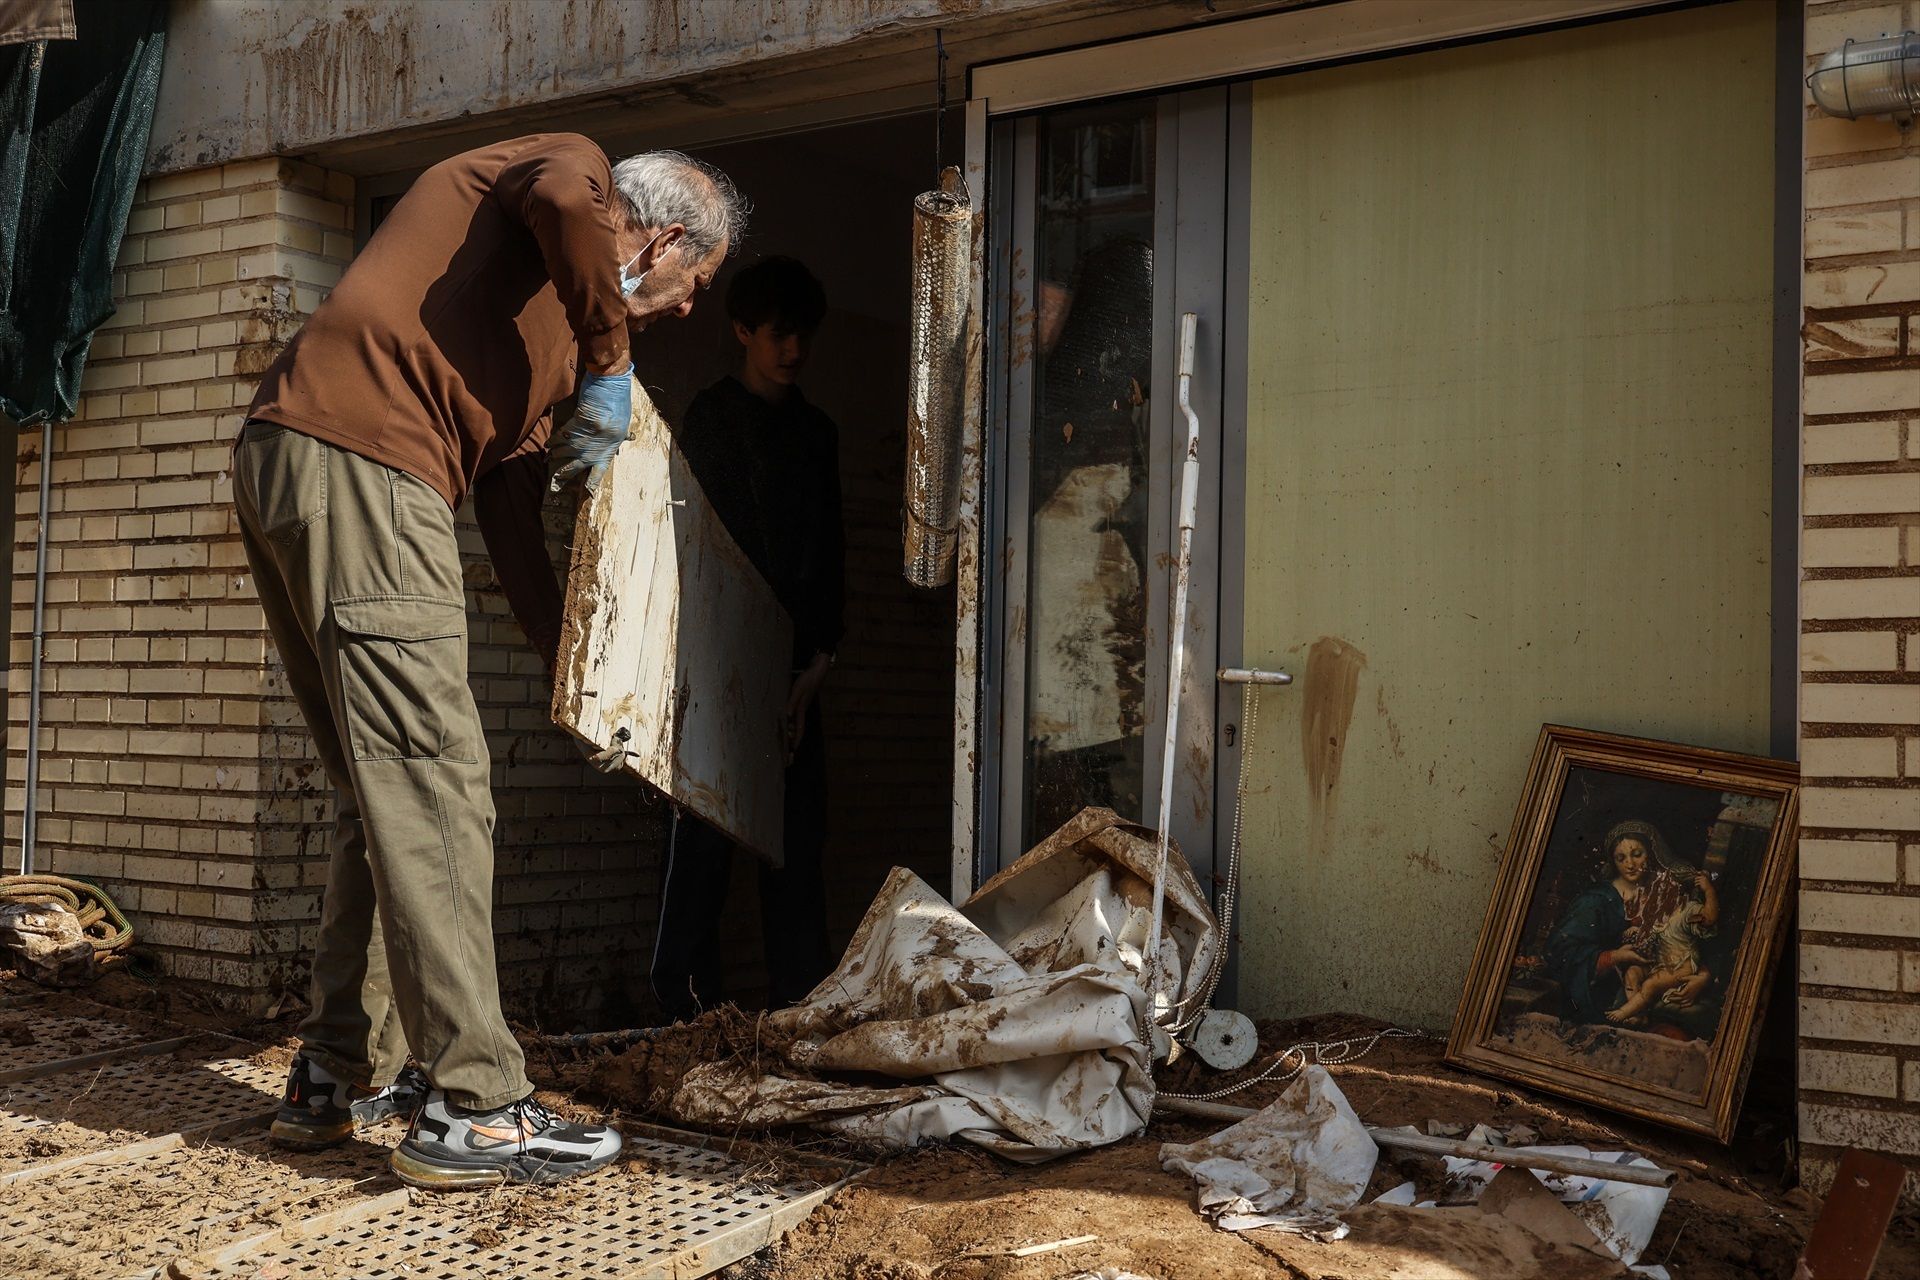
[1218,667,1292,686]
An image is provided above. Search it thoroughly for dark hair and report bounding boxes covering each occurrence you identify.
[725,256,828,334]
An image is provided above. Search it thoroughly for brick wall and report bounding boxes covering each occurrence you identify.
[5,157,355,1001]
[6,159,661,1020]
[1798,0,1920,1203]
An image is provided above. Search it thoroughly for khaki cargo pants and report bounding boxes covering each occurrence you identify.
[233,421,530,1110]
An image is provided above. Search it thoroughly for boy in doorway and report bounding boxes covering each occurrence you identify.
[651,256,845,1019]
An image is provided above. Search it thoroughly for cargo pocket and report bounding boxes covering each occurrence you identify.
[333,596,479,763]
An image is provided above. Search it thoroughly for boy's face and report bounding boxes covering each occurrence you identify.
[735,319,812,387]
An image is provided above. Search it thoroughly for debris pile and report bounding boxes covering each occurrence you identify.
[589,1005,803,1118]
[596,809,1214,1161]
[1159,1066,1376,1240]
[723,1014,1920,1280]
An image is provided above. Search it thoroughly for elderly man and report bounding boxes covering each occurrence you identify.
[234,135,744,1190]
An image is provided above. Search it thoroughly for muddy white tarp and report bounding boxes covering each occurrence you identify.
[667,808,1217,1161]
[1159,1067,1378,1241]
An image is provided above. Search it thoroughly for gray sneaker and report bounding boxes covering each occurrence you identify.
[270,1057,428,1150]
[390,1091,623,1189]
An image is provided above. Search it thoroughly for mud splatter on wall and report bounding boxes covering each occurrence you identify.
[1300,636,1365,838]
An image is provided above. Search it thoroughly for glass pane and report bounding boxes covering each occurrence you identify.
[1022,101,1156,844]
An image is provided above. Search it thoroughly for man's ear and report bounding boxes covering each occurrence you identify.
[732,319,757,346]
[649,224,687,267]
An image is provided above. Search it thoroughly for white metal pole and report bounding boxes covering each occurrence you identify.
[1145,313,1201,1027]
[19,414,52,876]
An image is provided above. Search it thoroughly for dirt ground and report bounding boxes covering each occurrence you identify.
[706,1014,1920,1280]
[13,973,1919,1280]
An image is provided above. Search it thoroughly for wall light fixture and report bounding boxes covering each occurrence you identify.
[1807,32,1919,120]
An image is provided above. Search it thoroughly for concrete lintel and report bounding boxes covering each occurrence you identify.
[147,0,1301,177]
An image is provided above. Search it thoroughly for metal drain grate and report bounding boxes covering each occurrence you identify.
[0,1051,282,1173]
[0,1012,152,1076]
[0,1129,401,1278]
[204,1127,856,1279]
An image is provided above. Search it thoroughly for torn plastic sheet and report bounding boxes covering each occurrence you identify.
[1158,1066,1377,1241]
[1370,1121,1671,1275]
[665,808,1216,1161]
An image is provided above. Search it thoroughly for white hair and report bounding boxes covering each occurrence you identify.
[610,150,747,258]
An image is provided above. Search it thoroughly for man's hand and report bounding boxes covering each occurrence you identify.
[550,366,634,494]
[785,653,831,760]
[571,729,629,774]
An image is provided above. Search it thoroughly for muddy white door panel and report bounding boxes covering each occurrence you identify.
[552,385,792,865]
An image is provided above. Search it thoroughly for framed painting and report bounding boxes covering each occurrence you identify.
[1447,725,1798,1141]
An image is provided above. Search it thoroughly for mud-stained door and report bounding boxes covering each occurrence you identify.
[1235,4,1777,1027]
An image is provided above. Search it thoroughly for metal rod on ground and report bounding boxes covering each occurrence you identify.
[1155,1096,1675,1189]
[20,413,52,876]
[1145,313,1202,1019]
[530,1027,664,1051]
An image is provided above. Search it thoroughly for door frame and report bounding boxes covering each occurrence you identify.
[977,89,1230,891]
[967,0,1671,114]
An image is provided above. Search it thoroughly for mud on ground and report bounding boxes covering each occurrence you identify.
[550,1004,805,1118]
[12,969,1915,1280]
[1,967,309,1045]
[0,1132,400,1280]
[710,1014,1920,1280]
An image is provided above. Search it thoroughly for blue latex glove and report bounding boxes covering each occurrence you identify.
[549,365,634,494]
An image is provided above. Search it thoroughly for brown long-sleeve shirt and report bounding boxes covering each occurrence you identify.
[251,133,629,506]
[248,133,630,664]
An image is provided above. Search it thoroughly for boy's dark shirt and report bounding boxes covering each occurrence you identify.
[679,375,845,668]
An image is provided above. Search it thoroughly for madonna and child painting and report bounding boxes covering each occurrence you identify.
[1448,726,1798,1141]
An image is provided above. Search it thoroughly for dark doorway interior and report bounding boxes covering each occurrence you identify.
[629,112,957,1006]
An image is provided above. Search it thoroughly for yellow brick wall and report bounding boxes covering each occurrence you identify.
[4,157,350,996]
[1799,0,1920,1202]
[6,158,661,1016]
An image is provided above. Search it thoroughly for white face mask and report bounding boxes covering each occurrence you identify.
[619,230,676,297]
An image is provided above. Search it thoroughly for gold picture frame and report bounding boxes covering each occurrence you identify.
[1446,725,1799,1142]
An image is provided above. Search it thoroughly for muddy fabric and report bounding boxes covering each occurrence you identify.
[658,808,1218,1161]
[1369,1121,1672,1269]
[249,133,630,510]
[0,0,164,423]
[1160,1067,1378,1240]
[232,421,530,1110]
[0,899,92,986]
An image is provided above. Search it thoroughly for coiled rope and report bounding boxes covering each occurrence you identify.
[0,873,134,958]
